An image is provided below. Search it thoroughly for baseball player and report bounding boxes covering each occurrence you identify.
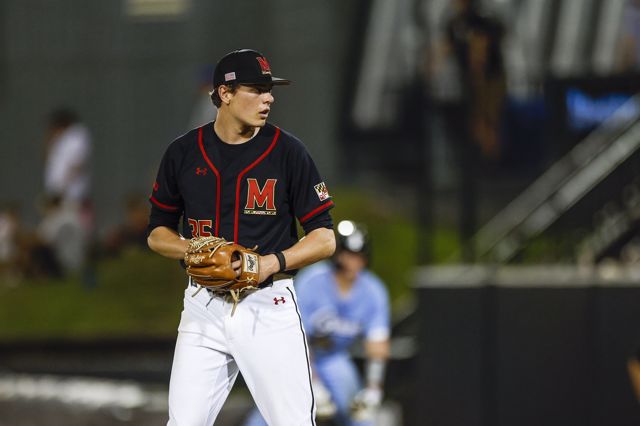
[245,220,391,426]
[147,49,336,426]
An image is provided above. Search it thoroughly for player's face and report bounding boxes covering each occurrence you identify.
[229,84,274,128]
[335,250,367,279]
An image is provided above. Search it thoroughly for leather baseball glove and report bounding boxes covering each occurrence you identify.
[184,236,260,297]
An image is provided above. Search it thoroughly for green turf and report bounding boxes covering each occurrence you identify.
[0,249,186,340]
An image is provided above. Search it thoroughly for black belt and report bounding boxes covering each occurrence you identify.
[266,273,294,285]
[197,273,293,295]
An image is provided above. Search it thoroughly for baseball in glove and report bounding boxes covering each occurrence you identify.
[184,236,260,313]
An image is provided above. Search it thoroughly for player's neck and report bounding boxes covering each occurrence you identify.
[213,114,260,145]
[335,271,356,295]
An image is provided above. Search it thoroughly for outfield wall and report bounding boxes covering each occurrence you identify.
[413,265,640,426]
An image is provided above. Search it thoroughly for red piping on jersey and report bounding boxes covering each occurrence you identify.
[234,127,281,242]
[150,196,179,211]
[197,126,222,236]
[299,200,334,224]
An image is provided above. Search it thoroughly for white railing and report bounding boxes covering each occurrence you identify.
[474,94,640,262]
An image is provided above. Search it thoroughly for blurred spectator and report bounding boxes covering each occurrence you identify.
[0,204,22,283]
[0,206,18,267]
[187,64,217,129]
[0,203,63,282]
[442,0,506,161]
[103,193,150,257]
[44,108,92,206]
[617,0,640,72]
[41,108,93,275]
[36,194,88,274]
[427,0,507,260]
[628,346,640,403]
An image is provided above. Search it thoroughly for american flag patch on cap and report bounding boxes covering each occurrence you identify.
[224,72,236,81]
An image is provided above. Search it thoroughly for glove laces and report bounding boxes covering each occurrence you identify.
[186,236,258,315]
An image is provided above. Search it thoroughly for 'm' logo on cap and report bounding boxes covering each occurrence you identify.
[256,57,272,75]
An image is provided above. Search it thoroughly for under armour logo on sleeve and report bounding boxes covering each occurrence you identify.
[274,297,286,305]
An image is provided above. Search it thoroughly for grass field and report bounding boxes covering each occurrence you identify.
[0,249,185,340]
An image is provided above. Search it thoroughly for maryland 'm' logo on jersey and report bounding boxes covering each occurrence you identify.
[244,178,277,216]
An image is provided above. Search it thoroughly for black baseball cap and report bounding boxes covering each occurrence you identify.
[213,49,291,88]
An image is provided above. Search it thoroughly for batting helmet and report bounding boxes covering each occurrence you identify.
[335,220,371,260]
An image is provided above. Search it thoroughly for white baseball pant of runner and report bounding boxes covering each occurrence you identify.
[167,278,317,426]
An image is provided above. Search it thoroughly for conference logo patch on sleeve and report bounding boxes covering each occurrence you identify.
[314,182,331,201]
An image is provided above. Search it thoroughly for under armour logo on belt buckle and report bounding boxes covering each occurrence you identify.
[273,296,286,305]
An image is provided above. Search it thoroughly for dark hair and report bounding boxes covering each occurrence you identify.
[49,107,78,128]
[211,84,238,108]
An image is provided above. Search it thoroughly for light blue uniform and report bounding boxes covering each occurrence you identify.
[244,261,391,426]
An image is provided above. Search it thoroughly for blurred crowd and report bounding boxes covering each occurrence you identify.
[0,108,149,286]
[0,193,149,286]
[426,0,640,170]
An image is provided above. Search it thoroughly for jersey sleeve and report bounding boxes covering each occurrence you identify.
[364,274,391,342]
[147,142,184,233]
[300,209,333,233]
[287,139,334,234]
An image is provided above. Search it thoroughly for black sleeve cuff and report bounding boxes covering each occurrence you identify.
[301,209,333,234]
[147,205,181,237]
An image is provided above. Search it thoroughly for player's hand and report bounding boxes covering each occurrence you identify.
[231,259,242,276]
[350,387,382,421]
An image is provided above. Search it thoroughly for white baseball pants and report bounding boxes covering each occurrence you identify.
[167,279,316,426]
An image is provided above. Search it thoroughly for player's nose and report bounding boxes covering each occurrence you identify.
[263,91,274,104]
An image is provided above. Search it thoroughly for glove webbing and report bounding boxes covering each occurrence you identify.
[188,236,231,252]
[188,237,234,298]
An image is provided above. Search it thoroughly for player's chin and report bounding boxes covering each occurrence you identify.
[254,116,268,127]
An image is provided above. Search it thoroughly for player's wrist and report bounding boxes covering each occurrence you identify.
[261,254,280,276]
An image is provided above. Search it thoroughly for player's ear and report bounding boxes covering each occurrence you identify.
[219,85,233,105]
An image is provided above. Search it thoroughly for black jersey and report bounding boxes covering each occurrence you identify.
[148,122,334,258]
